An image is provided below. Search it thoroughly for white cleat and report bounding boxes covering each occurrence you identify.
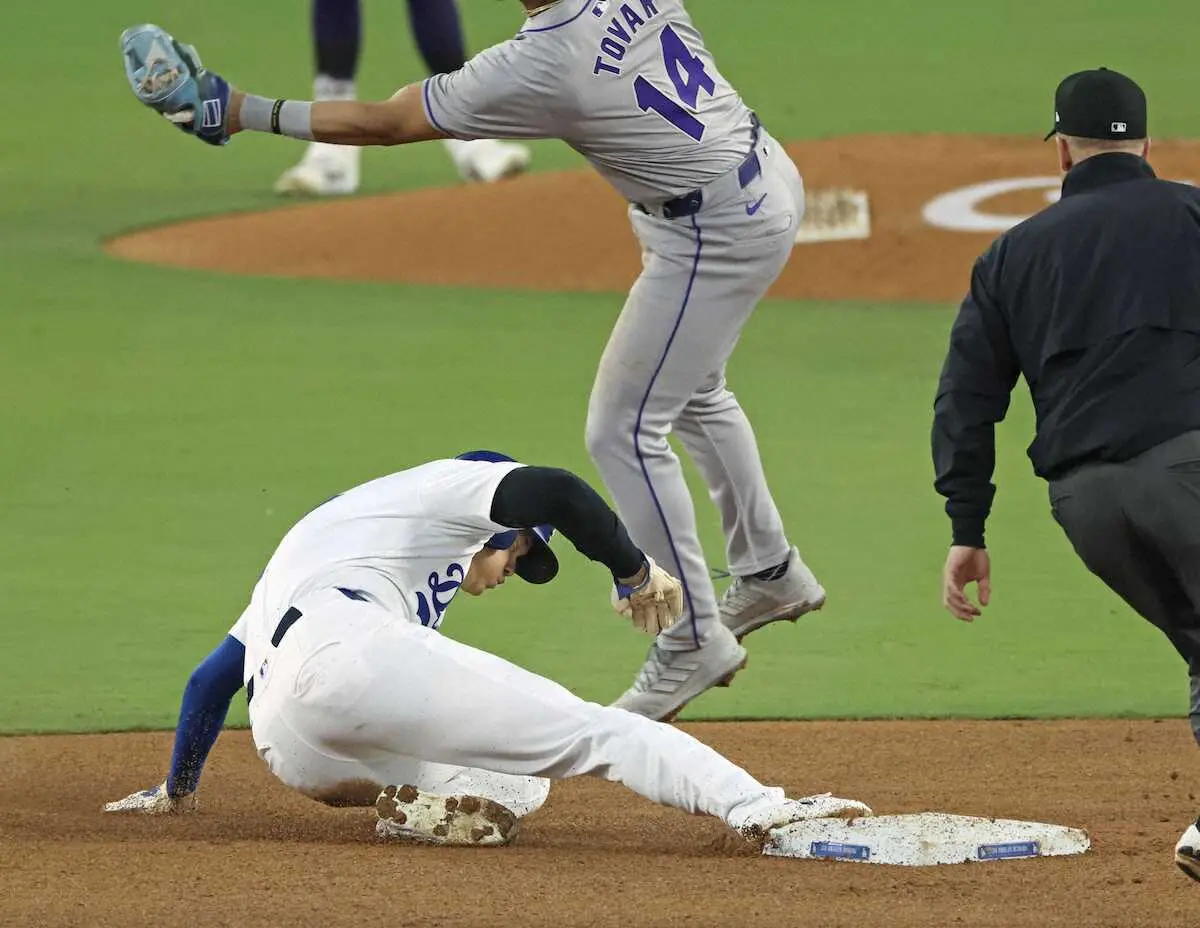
[444,138,531,184]
[1176,816,1200,882]
[611,623,747,722]
[274,141,361,196]
[375,784,519,847]
[734,793,874,848]
[720,546,827,642]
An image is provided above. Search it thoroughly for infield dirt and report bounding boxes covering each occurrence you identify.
[106,135,1200,303]
[2,720,1196,927]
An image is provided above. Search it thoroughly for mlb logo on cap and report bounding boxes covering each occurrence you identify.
[1044,67,1147,141]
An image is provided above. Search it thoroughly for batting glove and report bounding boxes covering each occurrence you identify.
[120,24,232,147]
[612,556,686,636]
[104,781,198,815]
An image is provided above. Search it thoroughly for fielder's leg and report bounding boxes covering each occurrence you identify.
[275,0,362,195]
[673,371,827,641]
[586,134,807,718]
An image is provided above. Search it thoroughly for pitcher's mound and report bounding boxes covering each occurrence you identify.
[106,135,1200,302]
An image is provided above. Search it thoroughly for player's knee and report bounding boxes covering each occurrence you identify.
[584,404,622,462]
[585,402,670,466]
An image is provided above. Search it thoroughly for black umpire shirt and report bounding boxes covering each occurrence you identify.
[932,152,1200,548]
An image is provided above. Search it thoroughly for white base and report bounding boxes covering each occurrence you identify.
[795,188,871,243]
[763,812,1090,866]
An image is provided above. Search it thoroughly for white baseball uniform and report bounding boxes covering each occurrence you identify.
[227,458,787,825]
[422,0,805,649]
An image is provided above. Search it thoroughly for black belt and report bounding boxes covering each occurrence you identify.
[246,587,368,704]
[636,114,763,220]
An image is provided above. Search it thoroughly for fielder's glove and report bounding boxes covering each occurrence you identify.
[612,556,685,635]
[119,23,231,147]
[104,781,198,815]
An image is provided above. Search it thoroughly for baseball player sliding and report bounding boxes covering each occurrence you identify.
[104,452,870,847]
[121,0,826,723]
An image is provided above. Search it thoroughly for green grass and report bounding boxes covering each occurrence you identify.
[0,0,1192,733]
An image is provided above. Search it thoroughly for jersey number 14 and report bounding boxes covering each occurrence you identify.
[633,25,715,142]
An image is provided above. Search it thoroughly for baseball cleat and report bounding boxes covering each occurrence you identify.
[719,546,826,642]
[275,141,361,196]
[375,784,519,847]
[611,623,747,722]
[734,794,874,848]
[1176,816,1200,882]
[444,138,531,184]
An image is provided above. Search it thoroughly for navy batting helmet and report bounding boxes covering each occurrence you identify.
[455,450,558,584]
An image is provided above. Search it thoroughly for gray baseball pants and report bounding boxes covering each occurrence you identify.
[585,130,803,650]
[1049,429,1200,747]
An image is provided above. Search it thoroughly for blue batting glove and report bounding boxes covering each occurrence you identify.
[119,24,231,147]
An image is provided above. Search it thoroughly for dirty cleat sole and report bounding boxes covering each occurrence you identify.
[375,784,518,847]
[1177,846,1200,882]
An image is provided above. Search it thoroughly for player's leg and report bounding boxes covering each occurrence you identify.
[256,707,551,816]
[301,610,866,842]
[275,0,363,196]
[585,137,807,719]
[673,369,827,642]
[584,255,746,720]
[249,590,551,825]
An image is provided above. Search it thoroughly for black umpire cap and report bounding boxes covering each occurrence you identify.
[1044,67,1147,141]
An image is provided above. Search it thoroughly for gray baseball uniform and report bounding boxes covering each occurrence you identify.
[424,0,805,649]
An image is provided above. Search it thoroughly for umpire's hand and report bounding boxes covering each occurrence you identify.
[942,546,991,621]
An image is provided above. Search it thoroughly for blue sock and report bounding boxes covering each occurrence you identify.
[406,0,467,75]
[313,0,361,81]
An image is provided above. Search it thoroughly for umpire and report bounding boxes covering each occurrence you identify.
[930,67,1200,882]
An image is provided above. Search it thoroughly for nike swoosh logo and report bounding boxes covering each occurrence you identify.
[745,194,768,216]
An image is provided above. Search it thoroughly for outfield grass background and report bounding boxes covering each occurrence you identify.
[1,1,1195,733]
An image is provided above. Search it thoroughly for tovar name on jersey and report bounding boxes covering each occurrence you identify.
[592,0,661,77]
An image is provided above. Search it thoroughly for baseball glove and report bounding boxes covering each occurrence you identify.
[119,23,231,146]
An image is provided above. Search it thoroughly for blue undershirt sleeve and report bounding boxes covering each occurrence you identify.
[165,635,245,797]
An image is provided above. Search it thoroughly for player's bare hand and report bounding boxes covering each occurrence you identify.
[103,781,198,815]
[942,546,991,622]
[613,556,685,635]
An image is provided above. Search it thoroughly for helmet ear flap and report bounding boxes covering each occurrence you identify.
[485,529,519,550]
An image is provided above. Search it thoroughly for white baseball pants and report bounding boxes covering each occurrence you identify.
[247,587,784,824]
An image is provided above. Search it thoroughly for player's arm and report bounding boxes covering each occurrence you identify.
[104,634,245,814]
[492,467,647,581]
[226,85,444,147]
[491,467,684,634]
[120,25,545,149]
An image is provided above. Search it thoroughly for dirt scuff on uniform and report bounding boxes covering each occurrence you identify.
[105,135,1200,303]
[1,720,1196,927]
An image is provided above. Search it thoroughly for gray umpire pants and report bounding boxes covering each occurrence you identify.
[1048,430,1200,747]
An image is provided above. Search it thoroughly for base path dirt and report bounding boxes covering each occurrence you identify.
[1,720,1195,927]
[105,135,1200,303]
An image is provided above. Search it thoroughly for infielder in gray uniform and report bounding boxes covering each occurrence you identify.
[120,0,827,721]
